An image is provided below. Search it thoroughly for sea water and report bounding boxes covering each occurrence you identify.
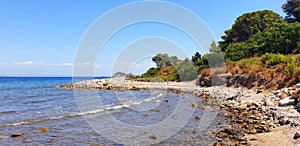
[0,77,225,145]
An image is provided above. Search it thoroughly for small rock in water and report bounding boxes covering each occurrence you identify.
[0,135,6,138]
[24,137,32,142]
[293,132,300,140]
[156,100,161,104]
[11,132,22,137]
[149,135,157,140]
[40,127,49,132]
[49,138,55,143]
[172,115,177,119]
[165,100,169,103]
[154,109,160,112]
[144,113,149,117]
[194,116,201,121]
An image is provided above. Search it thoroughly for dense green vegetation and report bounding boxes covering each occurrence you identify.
[137,0,300,82]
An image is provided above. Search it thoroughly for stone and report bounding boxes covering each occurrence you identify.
[194,116,201,121]
[290,91,299,99]
[0,135,6,139]
[149,135,157,140]
[283,88,289,94]
[144,114,149,117]
[11,132,22,137]
[293,132,300,140]
[296,83,300,88]
[171,115,177,119]
[24,137,32,142]
[278,97,295,106]
[40,127,49,132]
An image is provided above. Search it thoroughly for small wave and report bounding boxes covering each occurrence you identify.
[0,93,164,128]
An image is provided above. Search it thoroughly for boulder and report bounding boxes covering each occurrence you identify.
[278,97,295,106]
[11,132,22,137]
[293,132,300,140]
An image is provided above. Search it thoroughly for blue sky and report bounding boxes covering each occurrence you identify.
[0,0,287,76]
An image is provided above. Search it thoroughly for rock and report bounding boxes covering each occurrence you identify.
[154,109,160,112]
[40,127,49,132]
[290,91,299,99]
[165,100,169,103]
[144,114,149,117]
[279,117,291,125]
[149,135,157,140]
[24,137,32,142]
[293,132,300,140]
[194,116,201,121]
[171,115,177,119]
[156,100,161,104]
[283,88,289,94]
[0,135,6,138]
[49,138,55,143]
[11,132,22,137]
[296,83,300,88]
[278,97,295,106]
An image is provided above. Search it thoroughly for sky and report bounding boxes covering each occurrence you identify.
[0,0,287,76]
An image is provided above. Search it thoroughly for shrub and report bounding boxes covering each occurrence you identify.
[261,53,291,66]
[285,62,296,77]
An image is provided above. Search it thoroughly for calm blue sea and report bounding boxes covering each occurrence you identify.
[0,77,224,145]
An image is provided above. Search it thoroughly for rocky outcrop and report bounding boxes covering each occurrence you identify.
[197,74,265,89]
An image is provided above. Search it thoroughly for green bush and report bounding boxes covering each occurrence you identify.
[141,67,159,78]
[261,53,291,66]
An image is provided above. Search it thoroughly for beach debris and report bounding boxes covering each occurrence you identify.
[11,132,22,137]
[40,127,49,132]
[156,100,161,104]
[149,135,157,140]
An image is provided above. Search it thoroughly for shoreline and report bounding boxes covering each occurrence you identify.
[57,77,300,145]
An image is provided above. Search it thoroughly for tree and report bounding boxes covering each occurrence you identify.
[282,0,300,22]
[219,10,284,51]
[191,52,201,62]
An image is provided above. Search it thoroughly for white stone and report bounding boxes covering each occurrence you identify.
[283,88,289,94]
[279,97,296,106]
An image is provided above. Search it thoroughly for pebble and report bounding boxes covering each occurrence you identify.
[171,115,177,119]
[194,116,201,121]
[278,97,295,106]
[24,137,32,142]
[11,133,22,137]
[0,135,6,139]
[40,127,49,132]
[149,135,157,140]
[293,132,300,140]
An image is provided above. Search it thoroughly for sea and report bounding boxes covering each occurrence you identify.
[0,77,226,145]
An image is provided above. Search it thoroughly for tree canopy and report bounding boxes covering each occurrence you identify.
[282,0,300,22]
[219,10,284,51]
